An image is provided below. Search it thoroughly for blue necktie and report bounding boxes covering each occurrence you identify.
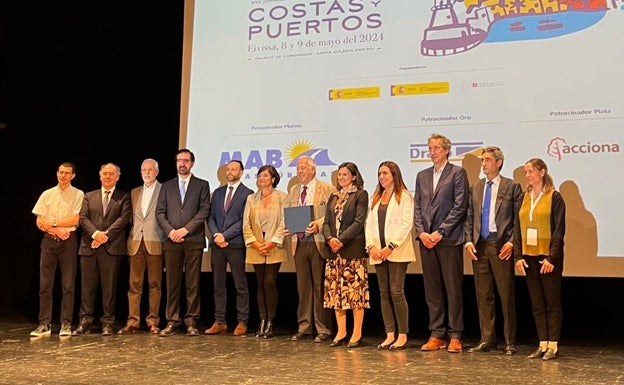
[481,181,493,240]
[179,180,186,202]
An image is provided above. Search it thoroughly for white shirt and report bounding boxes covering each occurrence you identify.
[141,183,156,217]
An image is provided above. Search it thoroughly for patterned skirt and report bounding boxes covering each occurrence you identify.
[323,256,370,310]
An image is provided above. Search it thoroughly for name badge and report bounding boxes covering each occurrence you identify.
[526,227,538,246]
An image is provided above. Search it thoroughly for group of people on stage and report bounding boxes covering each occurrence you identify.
[30,133,566,361]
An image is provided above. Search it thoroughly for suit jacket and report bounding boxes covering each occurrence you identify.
[243,189,289,264]
[287,178,336,259]
[414,162,469,246]
[465,176,522,251]
[207,183,253,248]
[322,189,368,260]
[365,190,416,264]
[156,175,211,247]
[79,188,131,256]
[127,182,166,256]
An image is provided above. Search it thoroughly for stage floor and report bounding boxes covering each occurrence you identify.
[1,320,622,385]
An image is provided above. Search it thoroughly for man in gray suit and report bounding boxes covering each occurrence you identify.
[156,149,211,337]
[287,156,336,343]
[414,133,469,353]
[73,163,131,336]
[465,146,522,355]
[118,158,166,335]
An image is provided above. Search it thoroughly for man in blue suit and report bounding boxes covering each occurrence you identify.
[414,133,469,353]
[205,160,254,336]
[156,149,211,337]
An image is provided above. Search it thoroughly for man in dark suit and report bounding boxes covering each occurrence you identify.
[73,163,131,336]
[414,133,469,353]
[156,149,211,337]
[118,158,166,335]
[465,146,522,355]
[287,156,336,343]
[205,160,253,336]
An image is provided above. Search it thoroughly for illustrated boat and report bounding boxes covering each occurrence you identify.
[509,21,525,32]
[421,0,488,56]
[537,18,563,31]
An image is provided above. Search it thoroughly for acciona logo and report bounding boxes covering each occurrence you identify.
[547,137,620,161]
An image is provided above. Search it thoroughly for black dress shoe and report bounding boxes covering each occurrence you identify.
[347,338,362,348]
[527,347,546,359]
[503,344,517,355]
[101,324,113,336]
[542,348,559,361]
[329,336,347,347]
[186,326,199,336]
[291,332,311,341]
[160,322,177,337]
[467,342,493,353]
[71,323,91,336]
[314,333,331,343]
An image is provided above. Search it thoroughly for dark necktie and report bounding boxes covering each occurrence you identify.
[481,181,493,240]
[103,190,111,215]
[297,186,308,239]
[224,186,234,212]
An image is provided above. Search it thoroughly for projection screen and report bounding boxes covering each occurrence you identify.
[180,0,624,277]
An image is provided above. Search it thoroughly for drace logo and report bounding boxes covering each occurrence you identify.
[547,137,620,161]
[410,141,483,163]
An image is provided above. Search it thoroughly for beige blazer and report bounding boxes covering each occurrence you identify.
[365,190,416,264]
[127,182,166,256]
[243,190,289,264]
[287,178,336,259]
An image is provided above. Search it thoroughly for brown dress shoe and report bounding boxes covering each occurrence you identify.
[117,325,140,334]
[421,337,447,351]
[233,322,247,336]
[448,338,463,353]
[148,325,161,335]
[205,322,228,335]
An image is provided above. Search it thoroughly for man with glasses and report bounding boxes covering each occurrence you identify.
[31,162,84,337]
[156,149,211,336]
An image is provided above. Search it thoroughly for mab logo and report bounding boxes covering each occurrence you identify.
[219,140,337,170]
[409,141,484,163]
[547,137,620,161]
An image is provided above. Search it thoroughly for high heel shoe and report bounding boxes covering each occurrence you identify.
[329,336,348,347]
[347,338,362,348]
[389,342,407,351]
[255,318,266,338]
[262,319,273,339]
[377,340,395,350]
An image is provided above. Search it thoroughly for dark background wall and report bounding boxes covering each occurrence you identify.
[1,1,622,343]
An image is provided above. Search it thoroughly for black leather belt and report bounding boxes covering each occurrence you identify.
[481,232,497,242]
[44,231,75,242]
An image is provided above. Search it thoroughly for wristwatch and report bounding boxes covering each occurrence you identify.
[437,228,445,236]
[52,220,57,228]
[388,242,397,251]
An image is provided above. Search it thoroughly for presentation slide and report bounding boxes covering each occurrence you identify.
[181,0,624,277]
